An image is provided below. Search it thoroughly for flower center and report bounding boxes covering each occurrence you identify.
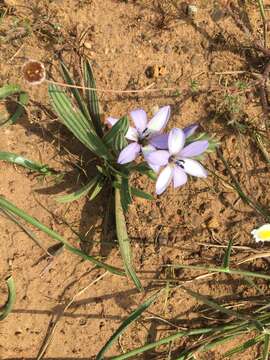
[175,159,185,169]
[138,128,150,146]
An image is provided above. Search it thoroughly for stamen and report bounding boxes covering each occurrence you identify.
[176,159,185,169]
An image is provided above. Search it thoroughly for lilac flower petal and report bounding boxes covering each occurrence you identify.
[179,140,209,158]
[173,166,188,188]
[106,117,118,127]
[183,124,198,138]
[130,109,147,134]
[181,158,208,178]
[126,126,139,141]
[168,128,185,155]
[146,150,170,166]
[147,106,171,134]
[141,145,161,173]
[156,165,173,195]
[117,142,141,164]
[149,134,169,149]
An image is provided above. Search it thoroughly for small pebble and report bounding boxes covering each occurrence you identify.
[187,5,198,18]
[158,233,168,246]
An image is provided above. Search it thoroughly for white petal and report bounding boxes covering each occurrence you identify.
[106,117,118,127]
[181,158,207,178]
[147,105,170,134]
[251,224,270,242]
[155,165,173,195]
[126,126,139,141]
[141,145,160,173]
[130,109,147,134]
[173,166,188,188]
[168,128,185,155]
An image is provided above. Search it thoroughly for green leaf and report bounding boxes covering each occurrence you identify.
[131,187,154,200]
[113,131,128,153]
[182,286,263,330]
[222,239,233,269]
[88,177,105,200]
[97,291,159,359]
[103,116,129,147]
[263,334,270,360]
[48,84,110,160]
[224,335,264,357]
[56,175,101,203]
[170,263,270,281]
[0,196,124,276]
[0,151,53,175]
[60,62,92,126]
[120,177,132,213]
[0,84,29,126]
[0,276,16,321]
[115,187,143,291]
[130,162,157,181]
[83,59,103,137]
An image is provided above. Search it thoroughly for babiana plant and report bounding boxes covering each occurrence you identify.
[0,60,217,292]
[47,59,218,290]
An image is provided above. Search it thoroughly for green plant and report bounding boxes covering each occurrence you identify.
[97,241,270,359]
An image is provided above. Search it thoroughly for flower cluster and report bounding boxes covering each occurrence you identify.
[107,106,209,195]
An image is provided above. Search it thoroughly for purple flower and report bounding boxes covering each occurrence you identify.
[146,128,209,195]
[116,106,171,165]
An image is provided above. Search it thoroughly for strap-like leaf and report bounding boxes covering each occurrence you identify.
[120,177,132,213]
[263,334,270,360]
[222,239,233,269]
[0,276,16,321]
[115,187,143,291]
[131,187,154,200]
[60,62,93,128]
[83,59,103,137]
[182,286,263,330]
[49,84,110,160]
[113,131,128,153]
[224,335,264,357]
[56,175,101,203]
[96,291,159,359]
[0,151,53,174]
[130,162,157,181]
[0,84,29,126]
[0,196,124,276]
[103,116,129,147]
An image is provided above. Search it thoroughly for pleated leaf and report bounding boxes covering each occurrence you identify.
[120,177,132,213]
[113,131,128,153]
[103,116,129,148]
[48,84,110,160]
[0,84,29,126]
[0,276,16,321]
[56,175,101,203]
[115,187,143,291]
[0,151,53,174]
[131,187,154,200]
[60,62,93,127]
[0,196,124,276]
[83,59,103,137]
[130,162,157,181]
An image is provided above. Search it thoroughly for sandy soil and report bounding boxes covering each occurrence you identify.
[1,0,270,359]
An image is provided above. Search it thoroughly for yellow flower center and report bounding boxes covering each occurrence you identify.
[258,229,270,241]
